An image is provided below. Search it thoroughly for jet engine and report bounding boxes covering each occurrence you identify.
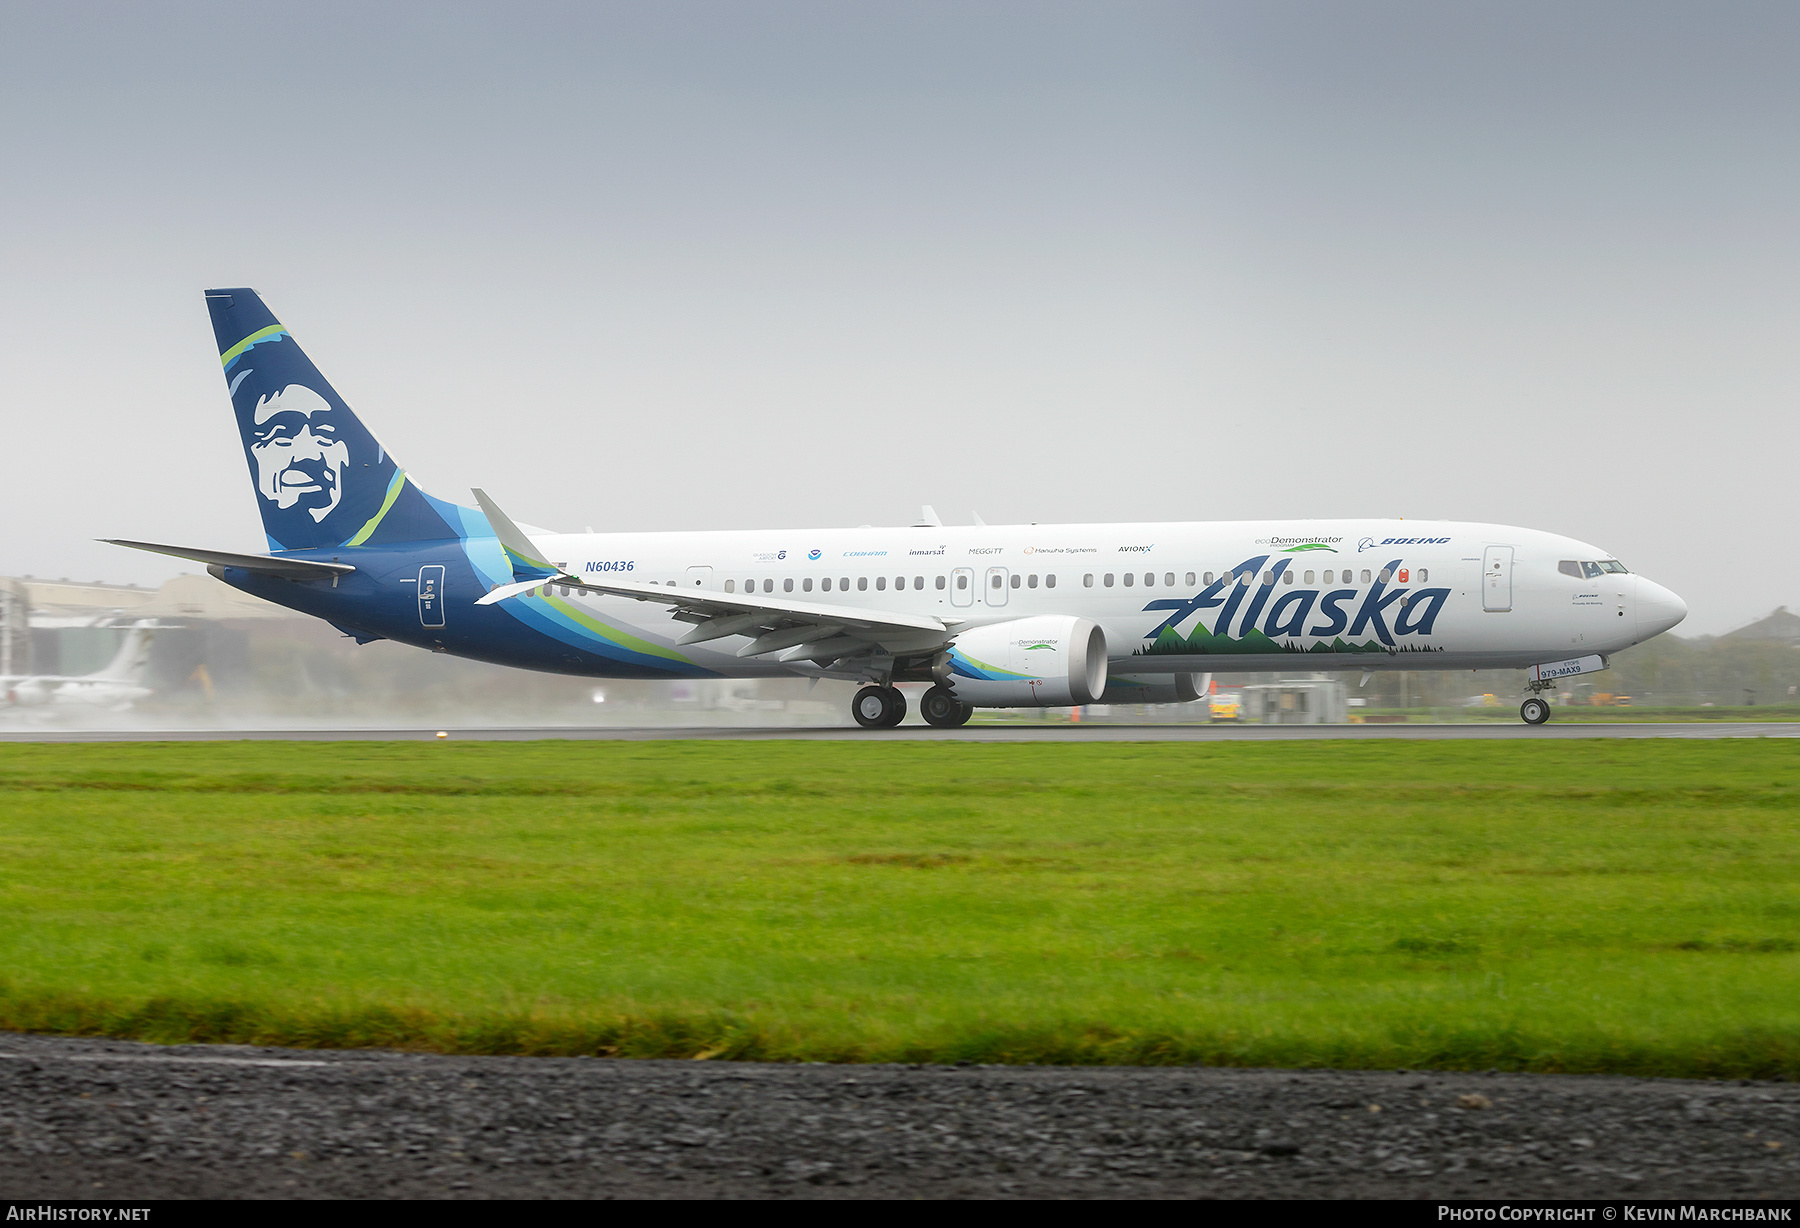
[939,615,1107,707]
[1101,672,1206,705]
[5,680,50,707]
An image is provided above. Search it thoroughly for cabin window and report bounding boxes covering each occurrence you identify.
[991,574,1002,589]
[877,576,887,591]
[914,576,924,590]
[784,578,794,592]
[725,579,735,593]
[1559,560,1582,578]
[1303,570,1314,584]
[1144,572,1154,586]
[802,577,813,592]
[1123,572,1134,587]
[935,575,945,590]
[1378,569,1392,584]
[1203,572,1214,585]
[1028,574,1038,589]
[840,577,849,589]
[1360,570,1371,584]
[857,577,868,591]
[1046,574,1056,588]
[1103,573,1114,587]
[1084,574,1094,587]
[1009,573,1021,589]
[956,574,967,590]
[1261,571,1274,586]
[892,576,902,589]
[1417,568,1429,583]
[1282,570,1295,585]
[821,577,831,591]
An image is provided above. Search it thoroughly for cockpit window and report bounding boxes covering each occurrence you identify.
[1563,558,1631,579]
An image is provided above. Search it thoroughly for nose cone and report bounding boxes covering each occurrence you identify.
[1637,577,1688,641]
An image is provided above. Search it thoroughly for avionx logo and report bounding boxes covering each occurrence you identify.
[1117,545,1154,553]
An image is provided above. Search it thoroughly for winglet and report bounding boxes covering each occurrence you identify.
[471,489,561,583]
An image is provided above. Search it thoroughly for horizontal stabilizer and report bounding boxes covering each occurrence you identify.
[103,539,355,579]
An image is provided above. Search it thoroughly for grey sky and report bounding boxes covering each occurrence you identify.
[1,1,1793,634]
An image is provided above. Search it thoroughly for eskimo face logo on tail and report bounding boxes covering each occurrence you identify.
[249,384,347,524]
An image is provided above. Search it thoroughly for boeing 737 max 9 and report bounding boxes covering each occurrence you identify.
[109,290,1688,727]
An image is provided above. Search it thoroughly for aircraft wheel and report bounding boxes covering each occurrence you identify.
[1520,697,1550,725]
[853,686,892,729]
[920,685,969,728]
[878,685,908,728]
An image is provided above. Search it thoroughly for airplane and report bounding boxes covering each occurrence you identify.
[1,619,161,711]
[107,288,1688,728]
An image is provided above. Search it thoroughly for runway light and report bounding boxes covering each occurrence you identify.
[436,731,448,739]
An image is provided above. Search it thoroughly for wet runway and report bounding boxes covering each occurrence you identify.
[3,1032,1795,1199]
[1,721,1797,742]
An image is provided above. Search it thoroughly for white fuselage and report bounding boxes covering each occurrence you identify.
[510,517,1686,677]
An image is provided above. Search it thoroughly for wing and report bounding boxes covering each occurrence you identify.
[479,575,958,663]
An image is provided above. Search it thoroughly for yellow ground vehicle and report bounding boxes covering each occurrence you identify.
[1209,692,1242,722]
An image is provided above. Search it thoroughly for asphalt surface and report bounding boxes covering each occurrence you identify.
[0,1034,1794,1199]
[1,721,1797,742]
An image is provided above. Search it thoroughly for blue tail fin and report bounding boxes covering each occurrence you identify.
[206,288,478,552]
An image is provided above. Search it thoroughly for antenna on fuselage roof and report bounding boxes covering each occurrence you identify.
[971,510,987,527]
[912,505,943,528]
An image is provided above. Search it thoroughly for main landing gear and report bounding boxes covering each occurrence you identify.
[919,685,974,729]
[851,684,975,729]
[852,685,907,729]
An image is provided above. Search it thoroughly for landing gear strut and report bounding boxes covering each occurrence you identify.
[852,685,907,729]
[919,685,974,729]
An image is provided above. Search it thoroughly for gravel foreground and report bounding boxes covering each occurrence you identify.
[0,1033,1795,1200]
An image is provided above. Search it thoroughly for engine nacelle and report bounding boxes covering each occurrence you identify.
[940,615,1107,707]
[1101,672,1206,705]
[5,681,49,707]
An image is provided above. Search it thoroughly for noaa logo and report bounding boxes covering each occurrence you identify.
[808,548,821,560]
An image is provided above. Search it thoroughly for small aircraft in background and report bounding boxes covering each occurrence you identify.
[1,619,162,711]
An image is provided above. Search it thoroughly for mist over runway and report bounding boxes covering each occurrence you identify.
[2,721,1798,743]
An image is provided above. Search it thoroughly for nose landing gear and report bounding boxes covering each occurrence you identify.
[1520,696,1550,725]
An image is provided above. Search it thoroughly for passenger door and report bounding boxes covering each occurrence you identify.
[684,565,713,591]
[1482,546,1513,612]
[418,564,446,628]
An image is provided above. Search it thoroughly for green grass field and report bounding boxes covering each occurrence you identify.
[2,739,1797,1075]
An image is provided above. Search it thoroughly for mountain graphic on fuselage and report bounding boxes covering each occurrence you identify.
[1137,627,1389,656]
